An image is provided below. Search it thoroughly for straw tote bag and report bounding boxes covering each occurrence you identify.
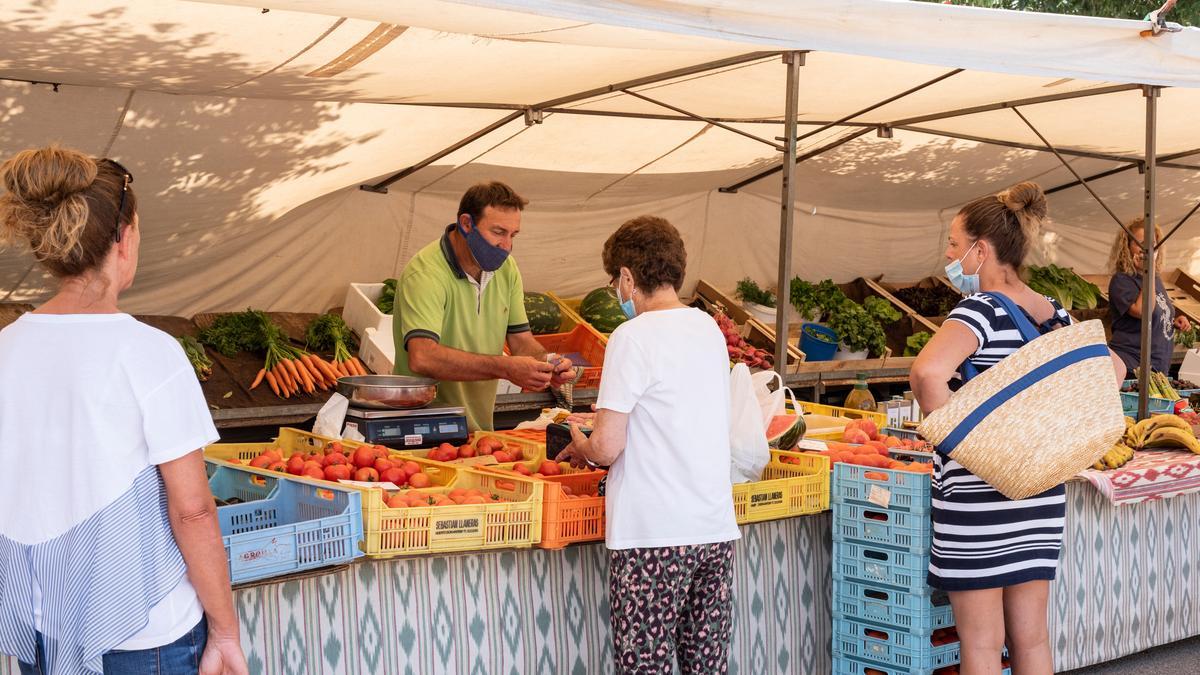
[918,292,1124,500]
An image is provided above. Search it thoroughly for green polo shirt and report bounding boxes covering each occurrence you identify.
[393,226,530,431]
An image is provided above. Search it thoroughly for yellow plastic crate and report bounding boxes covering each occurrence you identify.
[793,401,888,441]
[547,291,611,340]
[732,450,830,524]
[393,431,546,469]
[204,428,544,557]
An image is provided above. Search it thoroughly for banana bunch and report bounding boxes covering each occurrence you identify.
[1093,442,1135,470]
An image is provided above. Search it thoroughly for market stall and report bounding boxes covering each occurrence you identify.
[2,475,1195,675]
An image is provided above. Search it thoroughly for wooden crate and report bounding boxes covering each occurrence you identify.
[690,280,806,372]
[874,276,961,327]
[1087,271,1200,327]
[835,278,935,359]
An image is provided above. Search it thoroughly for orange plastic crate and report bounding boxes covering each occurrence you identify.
[533,324,606,388]
[482,460,606,549]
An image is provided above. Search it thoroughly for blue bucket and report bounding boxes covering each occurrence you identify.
[800,323,839,361]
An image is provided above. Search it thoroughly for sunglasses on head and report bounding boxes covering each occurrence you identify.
[100,158,133,242]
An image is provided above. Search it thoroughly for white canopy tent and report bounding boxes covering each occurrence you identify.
[0,0,1198,323]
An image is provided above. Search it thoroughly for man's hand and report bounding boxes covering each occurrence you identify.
[555,423,592,469]
[1175,315,1192,333]
[550,355,576,387]
[506,356,554,391]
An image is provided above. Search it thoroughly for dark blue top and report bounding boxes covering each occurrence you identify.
[1108,273,1173,374]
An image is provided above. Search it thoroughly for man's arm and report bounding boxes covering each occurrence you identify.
[408,337,553,390]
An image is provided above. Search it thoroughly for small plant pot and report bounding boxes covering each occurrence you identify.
[833,344,869,361]
[742,301,777,325]
[799,323,839,362]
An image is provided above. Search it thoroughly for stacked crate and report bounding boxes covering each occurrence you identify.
[831,462,1011,675]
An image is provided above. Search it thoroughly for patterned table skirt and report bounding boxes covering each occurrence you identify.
[2,483,1197,673]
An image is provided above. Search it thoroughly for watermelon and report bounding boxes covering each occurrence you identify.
[580,287,628,333]
[524,292,562,335]
[766,414,805,450]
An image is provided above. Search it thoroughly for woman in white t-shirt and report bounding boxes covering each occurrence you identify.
[557,215,740,674]
[0,146,247,675]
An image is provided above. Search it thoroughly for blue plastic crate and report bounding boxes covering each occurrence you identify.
[833,653,1011,675]
[833,578,953,636]
[833,463,932,514]
[210,465,364,584]
[834,502,933,553]
[1121,391,1175,418]
[833,618,959,672]
[834,540,931,594]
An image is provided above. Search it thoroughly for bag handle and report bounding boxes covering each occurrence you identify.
[979,291,1041,342]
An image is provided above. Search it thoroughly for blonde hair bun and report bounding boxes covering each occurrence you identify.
[0,145,108,274]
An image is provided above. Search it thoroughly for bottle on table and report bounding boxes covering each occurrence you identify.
[843,372,877,412]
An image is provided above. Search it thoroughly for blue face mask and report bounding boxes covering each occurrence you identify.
[457,216,509,272]
[945,241,982,295]
[614,280,636,319]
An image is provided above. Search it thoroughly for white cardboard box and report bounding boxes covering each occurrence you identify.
[343,283,393,341]
[358,326,395,375]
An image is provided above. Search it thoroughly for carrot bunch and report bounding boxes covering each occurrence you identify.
[305,313,367,379]
[250,341,344,399]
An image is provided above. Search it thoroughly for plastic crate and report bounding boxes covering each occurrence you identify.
[492,428,549,446]
[833,578,953,635]
[547,292,612,338]
[395,431,546,468]
[205,428,544,557]
[361,469,543,557]
[733,450,830,524]
[833,540,931,594]
[481,462,606,549]
[834,654,1010,675]
[833,618,960,672]
[833,502,932,553]
[536,324,606,389]
[796,401,889,441]
[210,465,363,584]
[1121,392,1175,418]
[833,463,932,514]
[882,427,921,441]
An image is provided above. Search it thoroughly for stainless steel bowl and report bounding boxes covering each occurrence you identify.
[335,375,438,410]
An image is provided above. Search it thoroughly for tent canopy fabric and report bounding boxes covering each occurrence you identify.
[0,0,1197,315]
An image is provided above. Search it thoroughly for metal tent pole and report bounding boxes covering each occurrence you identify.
[775,52,803,378]
[1139,86,1160,419]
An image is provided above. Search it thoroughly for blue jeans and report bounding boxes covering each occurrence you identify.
[19,616,207,675]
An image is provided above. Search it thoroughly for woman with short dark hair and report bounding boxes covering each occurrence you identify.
[558,215,739,674]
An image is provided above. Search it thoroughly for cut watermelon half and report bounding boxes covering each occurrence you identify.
[766,414,805,450]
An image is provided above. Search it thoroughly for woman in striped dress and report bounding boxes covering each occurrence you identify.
[910,182,1126,675]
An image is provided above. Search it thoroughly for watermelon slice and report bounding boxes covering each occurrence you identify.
[766,414,805,450]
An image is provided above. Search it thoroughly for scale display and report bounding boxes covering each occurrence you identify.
[346,408,469,449]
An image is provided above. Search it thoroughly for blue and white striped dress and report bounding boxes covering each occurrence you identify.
[928,293,1073,591]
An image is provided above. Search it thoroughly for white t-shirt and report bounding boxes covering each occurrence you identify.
[0,314,219,650]
[596,307,740,549]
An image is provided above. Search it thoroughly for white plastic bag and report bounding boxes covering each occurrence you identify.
[751,370,794,428]
[729,364,771,484]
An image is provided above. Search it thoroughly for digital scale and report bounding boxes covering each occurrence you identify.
[344,405,469,450]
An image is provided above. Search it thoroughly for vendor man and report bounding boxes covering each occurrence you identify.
[393,181,573,430]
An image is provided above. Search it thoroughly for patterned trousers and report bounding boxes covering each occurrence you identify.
[608,541,736,674]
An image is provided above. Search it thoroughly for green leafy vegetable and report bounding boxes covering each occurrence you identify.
[864,296,902,324]
[892,285,961,316]
[306,313,357,363]
[1026,265,1100,310]
[828,302,888,357]
[197,310,269,357]
[376,278,398,314]
[735,277,776,308]
[904,331,932,357]
[177,335,213,381]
